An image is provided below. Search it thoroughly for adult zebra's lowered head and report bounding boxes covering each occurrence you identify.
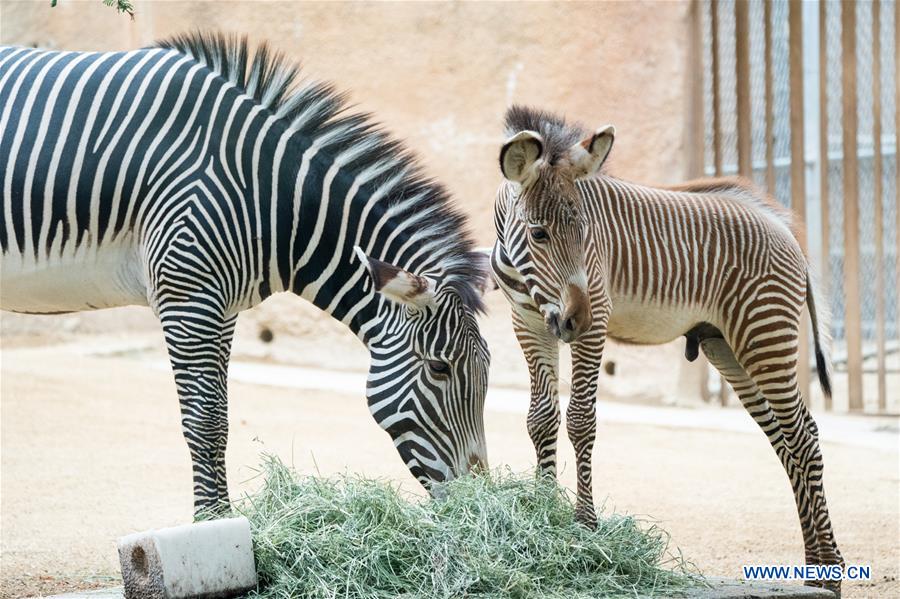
[0,32,490,512]
[352,244,491,488]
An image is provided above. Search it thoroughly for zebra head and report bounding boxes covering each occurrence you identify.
[497,106,615,343]
[356,247,490,492]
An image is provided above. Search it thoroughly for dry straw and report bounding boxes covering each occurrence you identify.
[235,456,701,598]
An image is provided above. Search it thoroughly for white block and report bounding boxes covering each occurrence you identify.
[117,517,257,599]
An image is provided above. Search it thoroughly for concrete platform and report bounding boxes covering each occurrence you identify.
[678,577,836,598]
[43,577,836,599]
[40,590,124,599]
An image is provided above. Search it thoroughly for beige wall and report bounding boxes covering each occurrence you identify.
[1,0,695,244]
[1,1,698,389]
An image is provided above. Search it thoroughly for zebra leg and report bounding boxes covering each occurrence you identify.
[513,312,561,478]
[159,306,236,516]
[567,334,605,527]
[700,338,819,565]
[213,315,238,498]
[734,332,844,593]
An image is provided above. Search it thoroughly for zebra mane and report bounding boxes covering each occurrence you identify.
[504,105,592,168]
[155,32,487,313]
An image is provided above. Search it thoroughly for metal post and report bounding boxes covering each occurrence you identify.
[710,0,729,406]
[790,0,811,405]
[895,0,900,350]
[817,0,833,411]
[872,0,886,411]
[711,0,723,175]
[841,0,864,411]
[764,0,775,192]
[735,0,752,178]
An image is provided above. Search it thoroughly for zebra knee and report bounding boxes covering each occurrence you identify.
[566,399,597,451]
[799,403,820,442]
[181,413,227,466]
[526,403,560,446]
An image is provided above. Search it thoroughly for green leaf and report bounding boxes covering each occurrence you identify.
[101,0,134,17]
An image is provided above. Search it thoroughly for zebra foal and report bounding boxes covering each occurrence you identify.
[490,106,844,594]
[0,34,492,515]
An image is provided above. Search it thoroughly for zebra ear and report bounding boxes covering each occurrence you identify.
[500,130,544,184]
[354,247,436,309]
[566,124,615,179]
[472,247,499,294]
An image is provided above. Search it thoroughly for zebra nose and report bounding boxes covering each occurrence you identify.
[560,284,592,342]
[557,316,579,343]
[559,307,590,342]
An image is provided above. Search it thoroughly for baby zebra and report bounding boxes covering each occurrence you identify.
[490,106,843,594]
[0,34,491,515]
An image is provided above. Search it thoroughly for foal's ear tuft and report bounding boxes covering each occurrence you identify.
[565,124,615,179]
[355,246,436,309]
[500,130,544,184]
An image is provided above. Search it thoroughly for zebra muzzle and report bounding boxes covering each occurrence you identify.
[546,311,583,343]
[546,285,592,343]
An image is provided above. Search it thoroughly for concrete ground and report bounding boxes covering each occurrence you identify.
[1,302,898,599]
[41,578,840,599]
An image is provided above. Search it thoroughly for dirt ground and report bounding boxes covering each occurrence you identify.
[1,302,898,598]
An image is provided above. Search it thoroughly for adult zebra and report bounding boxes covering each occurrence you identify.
[490,106,843,594]
[0,33,491,515]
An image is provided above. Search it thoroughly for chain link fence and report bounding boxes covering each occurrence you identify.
[701,0,898,349]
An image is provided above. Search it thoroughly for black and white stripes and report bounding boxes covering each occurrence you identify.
[492,106,843,594]
[1,34,490,513]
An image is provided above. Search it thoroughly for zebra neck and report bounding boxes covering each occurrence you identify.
[293,255,381,343]
[271,136,415,344]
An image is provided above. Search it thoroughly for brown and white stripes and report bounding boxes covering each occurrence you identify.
[491,106,843,595]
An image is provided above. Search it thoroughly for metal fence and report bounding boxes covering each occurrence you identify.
[697,0,898,412]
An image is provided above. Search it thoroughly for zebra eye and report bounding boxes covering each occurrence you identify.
[530,227,549,242]
[426,360,451,377]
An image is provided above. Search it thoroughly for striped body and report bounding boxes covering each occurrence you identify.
[493,107,843,595]
[1,45,395,318]
[494,175,813,365]
[1,38,490,514]
[589,178,805,348]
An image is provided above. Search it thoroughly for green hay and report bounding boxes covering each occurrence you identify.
[236,456,701,598]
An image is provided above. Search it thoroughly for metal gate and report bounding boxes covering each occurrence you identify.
[695,0,898,413]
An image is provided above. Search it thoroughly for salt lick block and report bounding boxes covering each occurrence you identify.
[117,517,257,599]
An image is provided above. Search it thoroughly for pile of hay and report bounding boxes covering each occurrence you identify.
[236,457,699,598]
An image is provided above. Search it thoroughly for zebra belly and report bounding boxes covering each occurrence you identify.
[0,242,148,313]
[606,297,713,345]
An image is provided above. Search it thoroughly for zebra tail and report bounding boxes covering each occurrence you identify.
[806,272,833,400]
